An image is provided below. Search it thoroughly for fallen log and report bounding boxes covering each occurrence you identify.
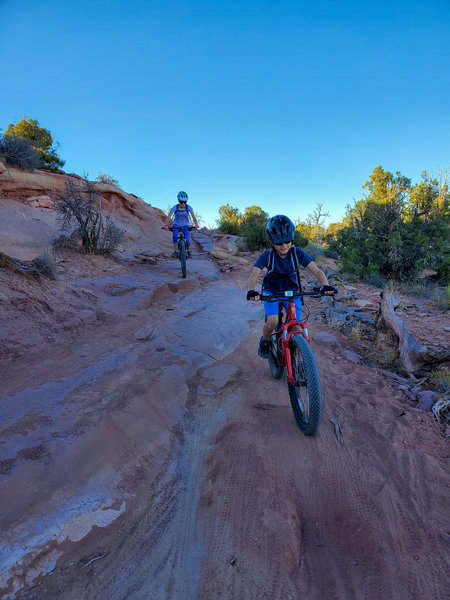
[378,291,450,375]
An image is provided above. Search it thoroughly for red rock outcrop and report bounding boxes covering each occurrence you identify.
[0,160,169,260]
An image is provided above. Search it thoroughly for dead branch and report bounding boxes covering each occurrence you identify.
[379,292,449,375]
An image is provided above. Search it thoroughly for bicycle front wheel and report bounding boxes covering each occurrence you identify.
[288,334,322,435]
[179,240,187,278]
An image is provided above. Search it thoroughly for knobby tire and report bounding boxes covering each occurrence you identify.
[179,240,187,278]
[268,334,285,379]
[288,334,322,435]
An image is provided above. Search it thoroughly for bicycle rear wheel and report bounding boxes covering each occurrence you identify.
[268,333,284,379]
[288,334,322,435]
[179,240,187,278]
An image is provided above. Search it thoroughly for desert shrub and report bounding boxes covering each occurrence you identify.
[217,203,242,233]
[32,251,57,280]
[428,369,450,394]
[0,133,41,170]
[0,249,56,280]
[294,229,308,248]
[331,167,449,283]
[4,117,65,172]
[52,178,125,256]
[240,205,269,250]
[219,220,241,235]
[101,218,125,255]
[97,172,120,186]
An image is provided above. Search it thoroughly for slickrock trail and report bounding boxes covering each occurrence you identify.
[1,242,448,600]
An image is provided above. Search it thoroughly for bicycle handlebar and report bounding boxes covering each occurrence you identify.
[260,289,333,301]
[162,226,196,231]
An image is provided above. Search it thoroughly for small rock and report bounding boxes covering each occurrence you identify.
[133,325,156,341]
[354,299,375,308]
[79,310,97,325]
[342,350,362,363]
[417,390,440,412]
[313,332,340,347]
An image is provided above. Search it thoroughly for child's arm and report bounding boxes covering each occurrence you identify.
[189,209,199,227]
[166,210,174,226]
[306,261,328,287]
[247,267,262,300]
[307,261,337,295]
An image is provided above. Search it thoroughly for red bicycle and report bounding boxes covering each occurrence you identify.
[260,290,328,436]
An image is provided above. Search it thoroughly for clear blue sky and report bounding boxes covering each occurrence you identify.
[1,0,449,228]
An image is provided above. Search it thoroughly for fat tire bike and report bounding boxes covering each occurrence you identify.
[164,226,195,278]
[260,290,333,436]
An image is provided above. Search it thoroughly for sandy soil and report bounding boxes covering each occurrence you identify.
[0,239,448,600]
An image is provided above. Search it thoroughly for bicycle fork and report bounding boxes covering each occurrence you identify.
[280,326,309,386]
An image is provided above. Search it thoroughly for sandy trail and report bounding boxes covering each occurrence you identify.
[0,246,448,600]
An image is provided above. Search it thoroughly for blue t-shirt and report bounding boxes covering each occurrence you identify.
[254,246,313,293]
[171,204,192,226]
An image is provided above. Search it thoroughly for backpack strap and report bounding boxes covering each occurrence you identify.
[290,246,303,291]
[267,248,275,273]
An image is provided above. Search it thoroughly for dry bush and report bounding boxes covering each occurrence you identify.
[52,178,124,256]
[0,250,56,280]
[96,172,120,186]
[0,134,41,170]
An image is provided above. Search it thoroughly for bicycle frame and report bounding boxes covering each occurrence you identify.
[261,291,317,386]
[279,301,309,386]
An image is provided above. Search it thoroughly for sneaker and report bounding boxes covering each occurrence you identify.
[258,337,271,359]
[171,251,179,258]
[187,250,192,258]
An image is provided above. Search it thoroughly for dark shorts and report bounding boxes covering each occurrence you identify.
[172,225,190,245]
[263,292,302,318]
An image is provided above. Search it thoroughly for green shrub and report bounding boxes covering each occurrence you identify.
[332,167,449,284]
[219,220,241,236]
[4,117,65,172]
[240,205,269,250]
[294,229,308,248]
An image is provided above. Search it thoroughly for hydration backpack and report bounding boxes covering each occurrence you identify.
[267,246,303,290]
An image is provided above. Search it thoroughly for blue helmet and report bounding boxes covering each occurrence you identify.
[177,191,188,202]
[266,215,294,244]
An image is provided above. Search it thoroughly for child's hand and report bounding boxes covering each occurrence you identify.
[163,225,169,229]
[320,285,338,295]
[247,290,260,301]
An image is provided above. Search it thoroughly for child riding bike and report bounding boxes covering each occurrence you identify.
[247,214,337,359]
[164,191,199,258]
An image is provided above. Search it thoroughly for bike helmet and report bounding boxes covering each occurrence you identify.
[266,215,294,244]
[177,191,188,202]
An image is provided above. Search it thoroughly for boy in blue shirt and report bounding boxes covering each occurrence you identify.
[247,215,336,359]
[164,191,199,257]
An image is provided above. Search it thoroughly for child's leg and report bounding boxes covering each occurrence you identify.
[184,226,191,247]
[263,315,278,340]
[172,226,179,251]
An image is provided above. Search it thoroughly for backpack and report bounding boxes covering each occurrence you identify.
[267,246,303,291]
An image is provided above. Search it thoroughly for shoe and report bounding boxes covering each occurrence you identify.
[187,250,192,258]
[171,251,179,258]
[258,337,271,359]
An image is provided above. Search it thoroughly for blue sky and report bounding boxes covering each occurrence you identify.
[1,0,449,228]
